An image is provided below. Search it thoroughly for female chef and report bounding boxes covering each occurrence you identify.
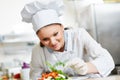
[21,1,115,80]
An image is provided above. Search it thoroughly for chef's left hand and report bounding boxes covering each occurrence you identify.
[64,58,88,75]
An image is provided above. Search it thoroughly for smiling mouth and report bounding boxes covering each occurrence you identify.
[52,44,58,48]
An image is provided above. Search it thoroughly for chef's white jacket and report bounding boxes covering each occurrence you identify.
[30,28,115,80]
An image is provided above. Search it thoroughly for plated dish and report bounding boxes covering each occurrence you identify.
[38,62,71,80]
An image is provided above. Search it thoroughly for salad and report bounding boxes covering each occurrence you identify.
[38,62,71,80]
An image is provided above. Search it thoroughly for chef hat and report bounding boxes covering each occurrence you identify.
[21,0,64,32]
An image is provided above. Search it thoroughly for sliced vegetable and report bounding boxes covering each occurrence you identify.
[38,61,69,80]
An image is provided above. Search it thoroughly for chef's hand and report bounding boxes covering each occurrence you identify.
[65,58,88,75]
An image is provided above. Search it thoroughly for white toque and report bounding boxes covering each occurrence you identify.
[21,0,64,32]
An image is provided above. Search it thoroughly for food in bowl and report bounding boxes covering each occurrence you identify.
[38,62,71,80]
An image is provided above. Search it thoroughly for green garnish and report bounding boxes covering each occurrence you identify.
[46,61,67,76]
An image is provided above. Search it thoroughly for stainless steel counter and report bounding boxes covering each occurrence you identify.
[85,75,120,80]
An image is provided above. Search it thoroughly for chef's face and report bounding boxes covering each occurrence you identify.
[37,24,64,52]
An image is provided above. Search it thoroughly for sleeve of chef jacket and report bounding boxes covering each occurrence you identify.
[30,44,44,80]
[80,28,115,77]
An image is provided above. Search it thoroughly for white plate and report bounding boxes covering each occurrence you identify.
[71,76,88,80]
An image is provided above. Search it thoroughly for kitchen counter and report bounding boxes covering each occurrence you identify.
[1,75,119,80]
[85,75,120,80]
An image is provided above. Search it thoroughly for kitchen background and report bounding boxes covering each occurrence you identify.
[0,0,120,75]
